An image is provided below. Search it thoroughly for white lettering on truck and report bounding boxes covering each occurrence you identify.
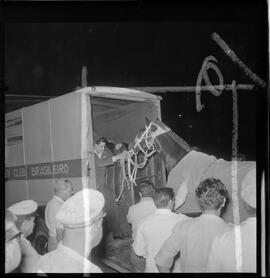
[14,167,26,178]
[30,163,69,177]
[32,167,39,176]
[53,163,69,175]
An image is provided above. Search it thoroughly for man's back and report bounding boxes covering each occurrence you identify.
[35,243,102,273]
[164,214,229,272]
[133,209,188,272]
[45,196,64,237]
[127,197,156,240]
[45,196,65,252]
[207,217,256,272]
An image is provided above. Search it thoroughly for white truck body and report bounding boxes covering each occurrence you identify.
[5,86,165,207]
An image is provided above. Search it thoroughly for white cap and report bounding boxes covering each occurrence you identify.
[56,188,105,228]
[241,168,256,209]
[8,200,38,216]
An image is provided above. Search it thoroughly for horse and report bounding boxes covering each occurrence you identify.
[127,118,256,224]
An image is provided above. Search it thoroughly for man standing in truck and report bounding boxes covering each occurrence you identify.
[94,137,127,239]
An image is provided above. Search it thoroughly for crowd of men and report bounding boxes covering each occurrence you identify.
[5,137,257,273]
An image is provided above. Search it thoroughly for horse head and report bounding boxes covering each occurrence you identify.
[129,117,192,174]
[129,118,170,157]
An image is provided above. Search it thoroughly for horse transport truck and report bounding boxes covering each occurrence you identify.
[5,86,166,255]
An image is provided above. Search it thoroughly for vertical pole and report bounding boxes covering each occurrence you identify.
[48,101,56,191]
[231,80,242,272]
[21,109,29,200]
[261,171,265,276]
[156,100,166,187]
[131,182,135,205]
[82,66,88,88]
[87,94,97,189]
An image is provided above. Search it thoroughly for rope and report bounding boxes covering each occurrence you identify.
[115,121,161,201]
[126,123,157,184]
[115,153,129,202]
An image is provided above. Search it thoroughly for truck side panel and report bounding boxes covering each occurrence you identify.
[5,109,24,166]
[6,93,85,207]
[49,93,82,161]
[5,180,27,207]
[23,102,52,164]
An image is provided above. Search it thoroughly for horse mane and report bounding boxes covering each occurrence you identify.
[166,130,192,152]
[153,119,192,152]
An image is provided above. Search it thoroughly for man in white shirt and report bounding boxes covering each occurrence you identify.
[133,187,188,272]
[127,180,156,240]
[35,188,106,273]
[207,168,256,272]
[155,178,230,272]
[45,179,74,251]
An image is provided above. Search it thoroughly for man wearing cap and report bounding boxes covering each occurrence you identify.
[34,188,106,273]
[45,179,74,251]
[8,200,41,272]
[5,210,22,273]
[207,168,256,272]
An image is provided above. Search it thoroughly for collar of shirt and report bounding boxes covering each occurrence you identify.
[154,208,172,214]
[242,217,256,226]
[53,195,65,204]
[140,197,153,203]
[94,150,102,158]
[20,235,31,245]
[57,243,93,270]
[199,213,224,222]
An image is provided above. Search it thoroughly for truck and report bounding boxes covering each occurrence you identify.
[5,86,166,255]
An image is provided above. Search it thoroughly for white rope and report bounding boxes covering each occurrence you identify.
[115,157,129,203]
[115,121,163,201]
[115,178,126,203]
[125,123,157,184]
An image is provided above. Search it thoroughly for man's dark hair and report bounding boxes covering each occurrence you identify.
[139,180,155,197]
[95,137,107,145]
[106,141,115,154]
[119,143,128,152]
[195,178,229,210]
[153,187,175,208]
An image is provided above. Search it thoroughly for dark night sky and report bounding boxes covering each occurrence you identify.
[4,2,268,161]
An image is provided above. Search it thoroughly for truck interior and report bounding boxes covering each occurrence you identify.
[90,95,165,204]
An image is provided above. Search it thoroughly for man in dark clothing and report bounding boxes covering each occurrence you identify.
[94,137,126,239]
